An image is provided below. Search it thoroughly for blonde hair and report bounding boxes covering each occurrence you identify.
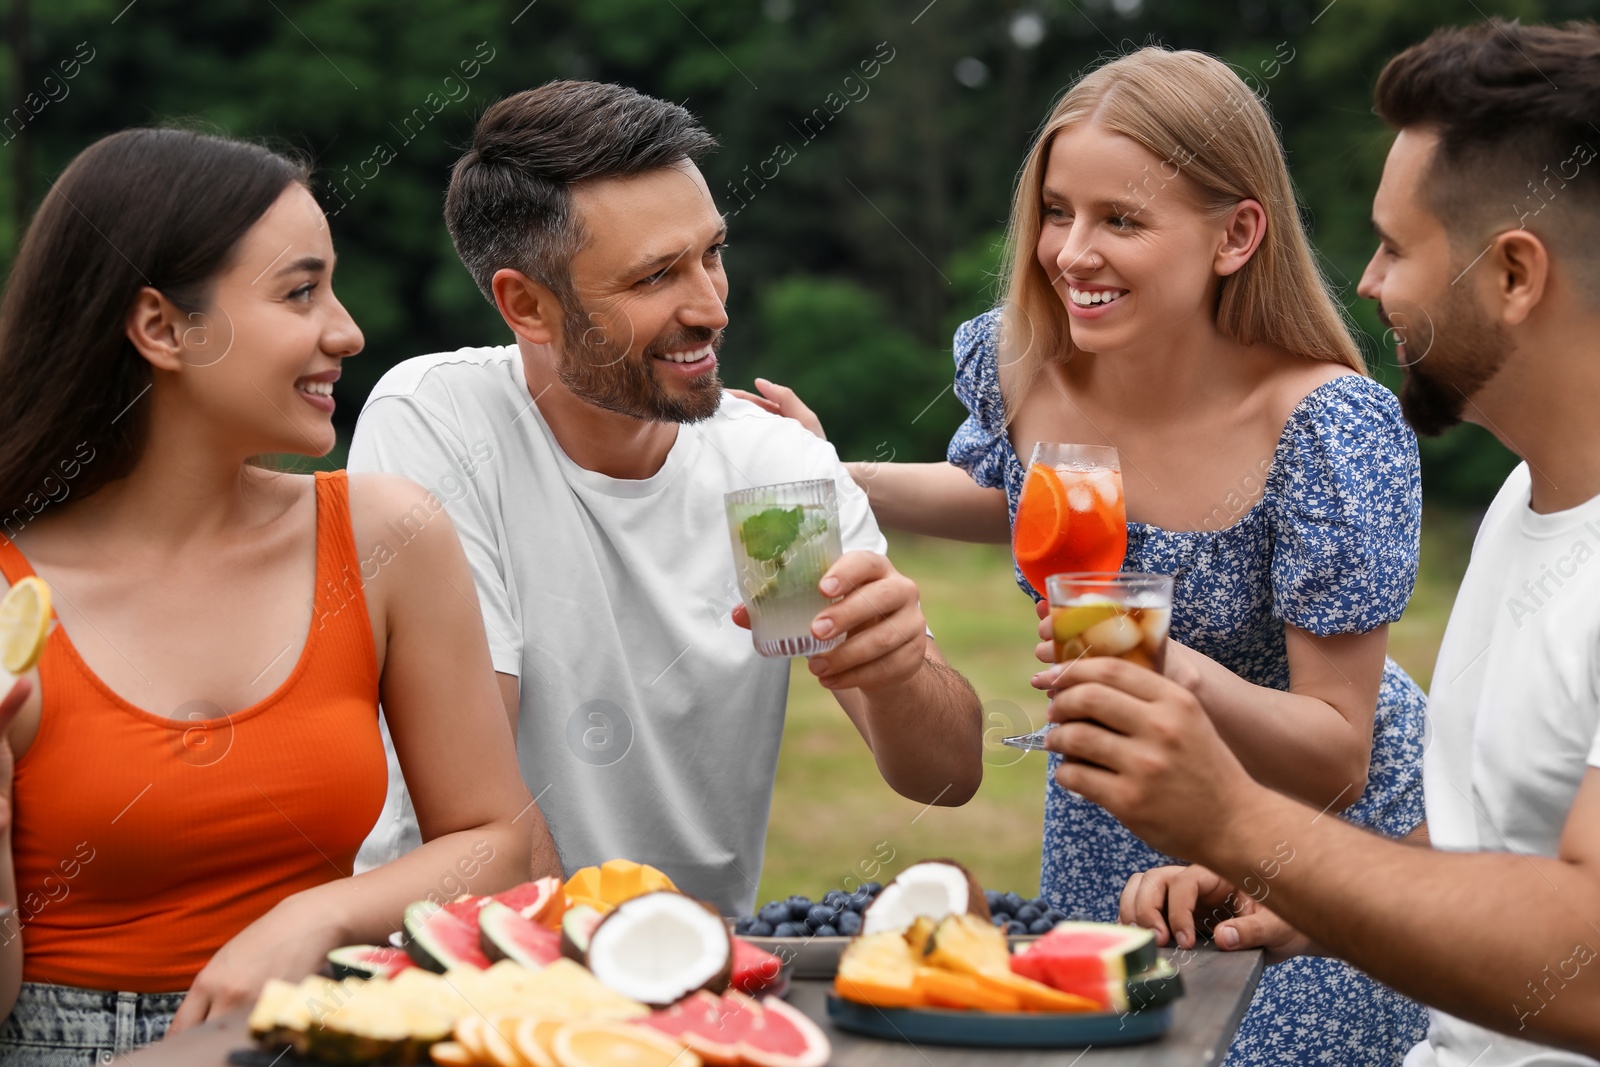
[997,47,1363,414]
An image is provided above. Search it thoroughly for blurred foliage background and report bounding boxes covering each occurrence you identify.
[2,0,1583,503]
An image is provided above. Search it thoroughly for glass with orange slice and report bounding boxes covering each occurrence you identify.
[1011,443,1127,595]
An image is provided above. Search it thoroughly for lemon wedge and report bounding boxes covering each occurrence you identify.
[1051,601,1119,643]
[0,576,52,675]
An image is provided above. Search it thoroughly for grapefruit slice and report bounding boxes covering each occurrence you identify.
[0,576,51,675]
[1013,465,1069,565]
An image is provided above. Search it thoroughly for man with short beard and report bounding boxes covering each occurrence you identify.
[348,81,984,913]
[1041,20,1600,1063]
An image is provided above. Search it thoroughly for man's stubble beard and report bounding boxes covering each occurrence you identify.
[555,296,723,424]
[1391,280,1512,438]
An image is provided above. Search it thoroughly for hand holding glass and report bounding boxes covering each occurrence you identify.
[1003,572,1173,751]
[725,478,845,658]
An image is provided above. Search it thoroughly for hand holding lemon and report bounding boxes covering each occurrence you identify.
[0,576,52,848]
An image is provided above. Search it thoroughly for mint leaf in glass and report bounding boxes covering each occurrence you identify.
[739,506,805,562]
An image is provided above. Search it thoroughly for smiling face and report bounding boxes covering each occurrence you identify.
[557,161,729,423]
[1035,123,1237,355]
[175,183,363,456]
[1358,128,1510,436]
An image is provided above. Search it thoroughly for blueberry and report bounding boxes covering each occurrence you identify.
[846,892,873,912]
[806,905,837,931]
[734,916,755,935]
[1028,917,1055,935]
[773,921,803,938]
[990,913,1009,927]
[984,890,1005,912]
[838,911,863,936]
[1015,905,1041,924]
[1028,898,1048,912]
[1043,909,1067,924]
[789,899,814,922]
[747,920,775,937]
[862,882,884,896]
[822,890,849,907]
[815,924,840,937]
[758,903,790,926]
[1006,920,1028,936]
[1003,892,1025,913]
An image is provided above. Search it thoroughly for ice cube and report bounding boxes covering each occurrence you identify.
[1138,608,1171,652]
[1066,484,1094,512]
[1090,471,1122,507]
[1081,613,1141,656]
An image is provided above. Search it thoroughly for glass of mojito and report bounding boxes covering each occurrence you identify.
[724,478,845,657]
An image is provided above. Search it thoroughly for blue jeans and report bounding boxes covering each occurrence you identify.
[0,982,184,1065]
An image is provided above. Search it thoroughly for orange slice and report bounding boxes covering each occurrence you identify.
[912,967,1021,1012]
[1013,464,1069,564]
[431,1041,477,1066]
[549,1022,698,1067]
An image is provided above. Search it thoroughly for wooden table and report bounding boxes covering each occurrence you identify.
[126,945,1263,1066]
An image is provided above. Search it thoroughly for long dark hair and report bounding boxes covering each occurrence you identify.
[0,128,309,525]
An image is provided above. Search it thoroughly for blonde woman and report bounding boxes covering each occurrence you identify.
[737,48,1427,1064]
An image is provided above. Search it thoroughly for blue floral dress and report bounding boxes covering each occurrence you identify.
[947,309,1429,1066]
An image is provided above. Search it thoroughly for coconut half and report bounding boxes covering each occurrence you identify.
[584,891,732,1007]
[861,859,990,936]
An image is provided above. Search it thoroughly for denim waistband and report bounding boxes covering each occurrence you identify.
[0,981,185,1065]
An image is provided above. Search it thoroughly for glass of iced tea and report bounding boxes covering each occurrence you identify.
[1002,572,1173,751]
[724,478,845,658]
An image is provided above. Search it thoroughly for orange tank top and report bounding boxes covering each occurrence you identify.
[0,470,386,992]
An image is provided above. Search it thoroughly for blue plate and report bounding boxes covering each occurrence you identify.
[826,995,1173,1048]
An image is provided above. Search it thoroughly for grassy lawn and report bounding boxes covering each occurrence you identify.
[755,510,1479,908]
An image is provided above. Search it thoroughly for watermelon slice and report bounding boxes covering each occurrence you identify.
[479,899,563,969]
[325,944,418,980]
[730,937,785,996]
[403,896,491,972]
[1009,922,1173,1012]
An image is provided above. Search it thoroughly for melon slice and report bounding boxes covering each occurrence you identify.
[584,892,732,1007]
[861,859,990,935]
[479,899,563,970]
[729,937,785,996]
[1009,921,1171,1011]
[404,897,491,972]
[327,944,419,980]
[560,903,605,961]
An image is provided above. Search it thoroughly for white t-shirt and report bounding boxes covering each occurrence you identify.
[348,344,885,914]
[1405,464,1600,1067]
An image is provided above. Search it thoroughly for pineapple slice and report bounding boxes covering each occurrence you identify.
[903,916,937,957]
[924,913,1012,976]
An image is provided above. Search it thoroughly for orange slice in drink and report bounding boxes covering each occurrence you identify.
[1013,464,1070,566]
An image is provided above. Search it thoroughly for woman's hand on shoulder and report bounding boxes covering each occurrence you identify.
[168,893,345,1033]
[726,379,827,440]
[1119,863,1319,964]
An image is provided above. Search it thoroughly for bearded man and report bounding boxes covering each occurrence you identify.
[349,81,983,913]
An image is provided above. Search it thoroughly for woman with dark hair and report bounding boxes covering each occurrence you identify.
[0,128,559,1064]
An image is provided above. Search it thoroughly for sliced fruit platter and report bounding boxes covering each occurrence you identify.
[247,861,813,1066]
[734,858,1072,978]
[824,858,1184,1048]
